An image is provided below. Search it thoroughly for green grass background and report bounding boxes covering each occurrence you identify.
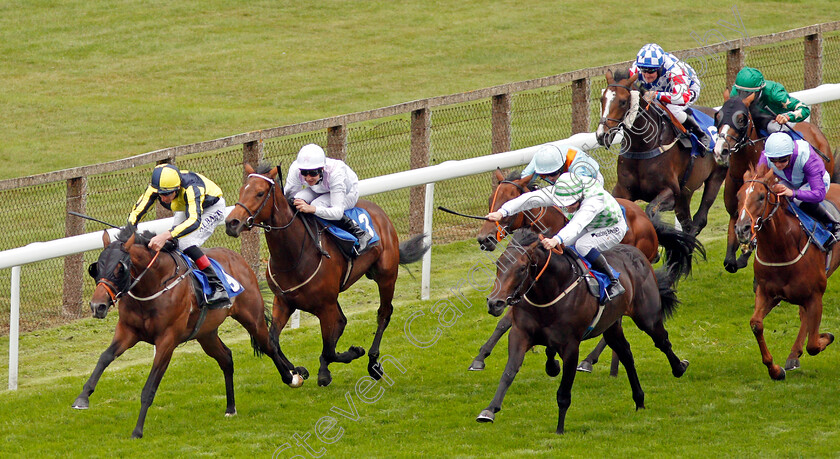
[2,1,840,457]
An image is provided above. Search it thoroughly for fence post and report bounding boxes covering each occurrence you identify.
[726,46,744,91]
[63,176,86,317]
[409,108,431,236]
[491,94,511,153]
[327,125,347,161]
[571,78,590,134]
[242,140,264,278]
[804,31,823,126]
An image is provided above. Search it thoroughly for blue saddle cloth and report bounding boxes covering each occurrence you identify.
[179,254,245,299]
[569,248,620,304]
[688,110,718,157]
[316,207,381,246]
[788,202,834,251]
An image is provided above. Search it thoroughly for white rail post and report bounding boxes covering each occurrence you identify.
[290,310,300,329]
[421,183,434,300]
[9,266,21,390]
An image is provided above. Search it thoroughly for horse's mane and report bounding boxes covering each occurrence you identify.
[612,68,631,81]
[255,162,274,175]
[505,169,521,181]
[116,225,157,248]
[511,228,539,247]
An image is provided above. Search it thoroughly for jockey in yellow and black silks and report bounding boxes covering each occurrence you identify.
[128,163,230,306]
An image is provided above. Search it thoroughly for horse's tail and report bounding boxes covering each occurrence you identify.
[652,215,706,284]
[654,266,680,320]
[399,233,431,265]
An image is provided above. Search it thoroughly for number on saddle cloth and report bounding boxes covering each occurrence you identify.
[687,110,718,156]
[569,248,620,305]
[179,253,245,298]
[318,208,381,244]
[788,202,834,252]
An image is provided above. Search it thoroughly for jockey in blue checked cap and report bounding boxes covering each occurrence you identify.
[630,43,711,151]
[486,173,626,299]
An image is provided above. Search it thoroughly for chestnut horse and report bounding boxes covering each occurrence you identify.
[470,169,703,373]
[715,91,835,273]
[734,165,838,380]
[225,163,429,387]
[476,229,687,434]
[596,69,728,236]
[74,225,304,438]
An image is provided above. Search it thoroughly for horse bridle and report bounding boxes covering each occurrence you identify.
[234,173,300,232]
[741,178,782,237]
[491,180,554,241]
[93,245,183,306]
[718,108,764,155]
[502,241,579,306]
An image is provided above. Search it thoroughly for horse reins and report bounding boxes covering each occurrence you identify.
[518,244,584,308]
[742,177,811,266]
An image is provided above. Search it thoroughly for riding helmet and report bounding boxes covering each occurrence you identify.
[150,164,182,194]
[764,132,794,158]
[533,145,567,175]
[296,144,327,170]
[636,43,665,71]
[732,67,766,93]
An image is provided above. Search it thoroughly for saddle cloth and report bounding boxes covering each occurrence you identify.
[179,253,245,309]
[788,202,834,251]
[316,207,381,258]
[687,109,718,157]
[568,247,621,305]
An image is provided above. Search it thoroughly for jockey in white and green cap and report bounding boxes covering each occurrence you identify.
[486,173,627,299]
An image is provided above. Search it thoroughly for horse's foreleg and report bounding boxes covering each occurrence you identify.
[602,322,645,410]
[555,344,581,434]
[132,337,177,439]
[476,326,531,424]
[632,314,689,378]
[691,166,727,235]
[470,310,513,371]
[802,294,835,357]
[367,280,396,380]
[73,323,138,410]
[197,332,236,416]
[576,337,607,373]
[750,291,785,380]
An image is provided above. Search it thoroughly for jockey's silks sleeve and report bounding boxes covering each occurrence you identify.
[764,82,810,123]
[127,185,159,226]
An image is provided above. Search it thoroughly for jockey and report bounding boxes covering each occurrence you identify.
[629,43,711,151]
[284,143,372,255]
[520,143,604,186]
[762,132,840,246]
[486,173,627,299]
[730,67,811,135]
[128,163,230,306]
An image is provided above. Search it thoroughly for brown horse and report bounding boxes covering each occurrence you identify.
[476,229,687,434]
[73,225,304,438]
[596,69,728,236]
[470,168,702,373]
[225,163,428,387]
[734,165,838,380]
[715,91,835,273]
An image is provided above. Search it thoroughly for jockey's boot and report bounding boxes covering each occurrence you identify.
[805,201,840,249]
[337,215,372,255]
[201,266,231,307]
[682,115,712,153]
[589,253,625,299]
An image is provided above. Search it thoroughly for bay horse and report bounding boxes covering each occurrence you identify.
[734,164,838,380]
[596,69,728,236]
[74,225,305,439]
[715,91,835,273]
[225,163,429,387]
[470,168,703,373]
[476,229,688,434]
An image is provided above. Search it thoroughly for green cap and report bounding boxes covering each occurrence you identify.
[733,67,765,93]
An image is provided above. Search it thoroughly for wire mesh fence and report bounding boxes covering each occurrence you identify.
[3,24,840,335]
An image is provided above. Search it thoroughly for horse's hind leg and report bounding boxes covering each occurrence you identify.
[633,316,689,378]
[233,300,306,386]
[197,331,237,417]
[367,278,396,380]
[73,323,139,410]
[317,302,365,387]
[470,310,513,371]
[576,337,607,373]
[476,326,531,424]
[602,323,645,410]
[785,306,809,371]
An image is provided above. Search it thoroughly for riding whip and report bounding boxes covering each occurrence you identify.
[68,211,121,229]
[437,206,490,221]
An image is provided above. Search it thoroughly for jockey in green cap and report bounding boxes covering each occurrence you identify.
[730,67,811,134]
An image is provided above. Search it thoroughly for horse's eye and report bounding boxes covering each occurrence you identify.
[256,191,265,198]
[733,112,747,129]
[619,99,627,107]
[758,194,765,202]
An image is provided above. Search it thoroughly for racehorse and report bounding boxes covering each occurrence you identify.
[470,168,703,373]
[715,91,835,273]
[225,163,429,387]
[475,229,688,434]
[734,164,838,380]
[74,226,305,439]
[596,69,728,236]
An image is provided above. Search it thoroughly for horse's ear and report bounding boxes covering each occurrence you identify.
[763,167,777,182]
[743,92,756,107]
[269,165,279,179]
[518,174,534,186]
[244,162,255,175]
[102,230,111,248]
[723,89,730,102]
[605,70,614,85]
[629,73,638,84]
[125,233,136,249]
[492,168,505,185]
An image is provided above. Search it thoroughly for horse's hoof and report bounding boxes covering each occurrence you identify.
[317,372,332,387]
[673,360,689,378]
[546,360,561,377]
[289,374,304,388]
[576,361,593,373]
[225,409,237,417]
[469,360,485,371]
[476,410,495,423]
[827,333,835,346]
[72,397,89,410]
[350,346,366,358]
[723,262,738,274]
[770,366,786,381]
[784,358,800,371]
[131,430,143,439]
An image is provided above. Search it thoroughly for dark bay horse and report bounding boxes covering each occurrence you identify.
[225,163,429,387]
[476,229,687,434]
[734,165,838,379]
[74,226,304,438]
[470,168,702,373]
[715,91,835,273]
[596,69,728,236]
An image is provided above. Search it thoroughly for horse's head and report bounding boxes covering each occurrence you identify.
[226,162,283,237]
[477,169,533,251]
[596,69,639,148]
[734,164,780,245]
[87,226,139,318]
[486,229,544,317]
[713,91,757,166]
